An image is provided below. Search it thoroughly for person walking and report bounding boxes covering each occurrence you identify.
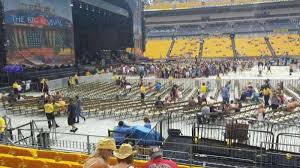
[67,98,78,133]
[140,83,146,103]
[221,83,230,104]
[44,100,59,129]
[261,86,271,107]
[75,95,86,123]
[215,74,222,91]
[84,138,117,168]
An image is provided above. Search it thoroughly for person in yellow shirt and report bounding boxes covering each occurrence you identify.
[140,83,146,103]
[85,71,92,76]
[200,83,207,95]
[0,116,6,140]
[12,81,20,95]
[44,100,59,129]
[261,86,271,107]
[55,98,66,116]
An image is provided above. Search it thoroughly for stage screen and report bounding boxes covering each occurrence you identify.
[3,0,75,67]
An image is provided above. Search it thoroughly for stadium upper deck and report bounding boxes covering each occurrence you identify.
[144,0,293,11]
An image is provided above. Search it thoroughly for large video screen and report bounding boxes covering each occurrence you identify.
[3,0,75,67]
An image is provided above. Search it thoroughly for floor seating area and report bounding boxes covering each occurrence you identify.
[235,36,271,57]
[202,36,233,58]
[269,34,300,56]
[170,37,200,58]
[143,39,172,59]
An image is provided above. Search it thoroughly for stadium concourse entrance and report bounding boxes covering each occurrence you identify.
[72,0,134,66]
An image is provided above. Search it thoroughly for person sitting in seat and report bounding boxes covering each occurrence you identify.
[154,96,164,109]
[144,147,177,168]
[256,104,265,121]
[188,97,197,109]
[287,98,299,112]
[251,89,260,103]
[197,105,211,124]
[84,138,116,168]
[113,121,133,145]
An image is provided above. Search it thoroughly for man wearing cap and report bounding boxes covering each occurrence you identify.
[144,147,177,168]
[84,138,116,168]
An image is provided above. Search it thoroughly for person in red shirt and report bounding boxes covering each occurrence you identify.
[144,147,178,168]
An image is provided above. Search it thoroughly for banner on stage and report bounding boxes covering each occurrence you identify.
[3,0,75,67]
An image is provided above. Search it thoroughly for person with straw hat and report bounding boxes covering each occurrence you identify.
[113,144,136,168]
[84,138,116,168]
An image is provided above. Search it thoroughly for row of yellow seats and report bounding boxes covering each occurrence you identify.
[0,145,88,163]
[269,34,300,56]
[202,37,233,57]
[170,38,200,58]
[0,145,200,168]
[144,39,171,59]
[145,0,267,10]
[235,37,271,57]
[0,153,82,168]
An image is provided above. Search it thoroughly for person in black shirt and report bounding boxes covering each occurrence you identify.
[68,98,78,133]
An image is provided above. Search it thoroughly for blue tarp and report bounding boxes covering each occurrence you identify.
[132,125,161,146]
[111,125,162,146]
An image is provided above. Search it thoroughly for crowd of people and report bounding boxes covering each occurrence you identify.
[195,78,300,124]
[83,138,177,168]
[113,59,254,79]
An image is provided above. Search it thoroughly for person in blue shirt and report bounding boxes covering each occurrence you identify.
[144,117,151,129]
[155,82,161,92]
[221,83,230,104]
[113,121,133,145]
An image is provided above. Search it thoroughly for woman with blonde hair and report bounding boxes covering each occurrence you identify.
[84,138,116,168]
[113,144,136,168]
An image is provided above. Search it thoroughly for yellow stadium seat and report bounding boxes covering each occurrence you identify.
[20,156,47,168]
[80,154,89,163]
[178,165,190,168]
[134,160,147,168]
[10,146,36,157]
[45,160,71,168]
[0,145,11,154]
[56,152,82,163]
[0,166,12,168]
[37,150,58,161]
[0,154,23,168]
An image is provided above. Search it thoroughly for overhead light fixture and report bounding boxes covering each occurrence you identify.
[80,3,82,8]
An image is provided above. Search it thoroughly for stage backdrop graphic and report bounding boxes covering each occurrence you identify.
[3,0,75,67]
